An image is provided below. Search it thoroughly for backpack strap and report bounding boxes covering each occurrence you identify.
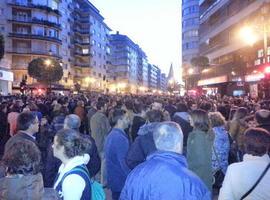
[60,165,91,186]
[240,163,270,200]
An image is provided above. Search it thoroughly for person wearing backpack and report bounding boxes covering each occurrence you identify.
[53,129,92,200]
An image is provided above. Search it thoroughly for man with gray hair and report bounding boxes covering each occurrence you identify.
[120,122,211,200]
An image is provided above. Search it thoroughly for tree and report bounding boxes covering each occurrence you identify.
[28,57,63,91]
[0,34,4,61]
[191,56,209,68]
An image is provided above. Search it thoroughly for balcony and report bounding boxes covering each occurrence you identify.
[9,47,61,58]
[75,62,90,68]
[9,32,62,44]
[74,28,90,35]
[74,40,90,46]
[10,16,61,29]
[8,0,61,16]
[74,51,91,57]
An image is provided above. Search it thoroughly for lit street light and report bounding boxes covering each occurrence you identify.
[239,26,258,46]
[188,68,194,75]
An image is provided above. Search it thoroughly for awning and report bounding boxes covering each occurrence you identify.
[198,75,228,86]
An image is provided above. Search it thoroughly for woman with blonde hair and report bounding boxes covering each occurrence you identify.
[187,109,214,192]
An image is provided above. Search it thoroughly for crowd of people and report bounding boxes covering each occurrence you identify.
[0,92,270,200]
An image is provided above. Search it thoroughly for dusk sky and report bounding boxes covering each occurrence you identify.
[90,0,182,80]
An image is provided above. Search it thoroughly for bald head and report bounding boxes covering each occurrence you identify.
[153,122,183,154]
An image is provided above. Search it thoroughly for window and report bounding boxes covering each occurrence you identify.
[183,6,199,16]
[183,30,198,39]
[51,0,58,10]
[182,42,198,50]
[82,48,89,54]
[92,40,96,45]
[0,8,3,16]
[182,18,199,28]
[258,49,264,58]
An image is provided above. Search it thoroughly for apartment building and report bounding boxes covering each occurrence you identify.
[0,0,110,94]
[182,0,200,89]
[108,32,148,93]
[198,0,268,96]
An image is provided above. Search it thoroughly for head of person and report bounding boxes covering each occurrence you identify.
[17,111,39,135]
[176,103,188,113]
[209,112,226,128]
[244,128,270,156]
[124,100,134,112]
[0,103,7,113]
[153,122,183,154]
[233,107,248,120]
[64,114,81,131]
[190,109,210,132]
[77,100,84,107]
[52,129,91,161]
[146,109,163,123]
[255,109,270,125]
[111,109,130,130]
[199,102,213,112]
[151,102,163,111]
[96,100,106,112]
[2,140,41,175]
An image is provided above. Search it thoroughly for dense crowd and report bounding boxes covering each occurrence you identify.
[0,93,270,200]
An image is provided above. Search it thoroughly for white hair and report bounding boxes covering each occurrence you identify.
[153,122,183,153]
[64,114,81,130]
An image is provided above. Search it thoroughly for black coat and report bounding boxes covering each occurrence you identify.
[172,115,193,148]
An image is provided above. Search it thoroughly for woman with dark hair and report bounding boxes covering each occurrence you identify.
[219,128,270,200]
[0,140,59,199]
[53,129,92,200]
[187,109,214,192]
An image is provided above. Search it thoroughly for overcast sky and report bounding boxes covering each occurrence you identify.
[90,0,182,80]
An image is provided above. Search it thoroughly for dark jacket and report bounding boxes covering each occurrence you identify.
[126,123,158,169]
[5,131,37,152]
[0,173,59,200]
[120,151,211,200]
[172,112,193,148]
[257,123,270,133]
[130,115,146,141]
[43,134,101,187]
[105,128,131,192]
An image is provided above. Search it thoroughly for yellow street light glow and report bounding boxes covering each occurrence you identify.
[202,69,210,73]
[188,68,194,75]
[231,71,236,76]
[85,77,91,83]
[139,86,145,91]
[169,79,174,84]
[44,59,52,66]
[239,26,258,46]
[118,82,127,88]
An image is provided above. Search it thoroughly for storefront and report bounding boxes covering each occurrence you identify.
[0,69,14,95]
[245,73,265,98]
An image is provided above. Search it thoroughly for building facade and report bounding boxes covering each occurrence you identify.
[182,0,200,89]
[198,0,269,96]
[0,0,110,94]
[148,64,159,91]
[108,32,148,93]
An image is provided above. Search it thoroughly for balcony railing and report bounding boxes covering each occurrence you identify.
[74,40,90,45]
[8,0,61,16]
[9,32,62,44]
[10,47,60,57]
[11,16,61,29]
[75,62,90,68]
[74,51,91,57]
[74,28,90,34]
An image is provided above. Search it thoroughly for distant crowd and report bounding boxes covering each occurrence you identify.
[0,93,269,200]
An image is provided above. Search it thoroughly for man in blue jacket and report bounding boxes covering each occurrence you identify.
[120,122,211,200]
[105,109,131,200]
